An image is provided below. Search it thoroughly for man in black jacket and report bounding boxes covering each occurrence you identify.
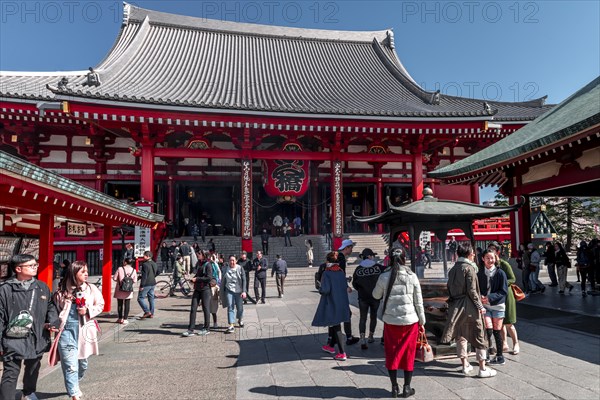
[261,229,270,255]
[137,251,157,319]
[0,254,59,400]
[352,248,383,349]
[182,256,214,337]
[253,251,268,304]
[238,251,257,304]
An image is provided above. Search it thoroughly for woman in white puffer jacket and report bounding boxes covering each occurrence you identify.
[373,248,425,399]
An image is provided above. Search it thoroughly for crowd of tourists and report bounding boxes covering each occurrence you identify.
[311,237,599,398]
[514,239,600,297]
[2,235,597,399]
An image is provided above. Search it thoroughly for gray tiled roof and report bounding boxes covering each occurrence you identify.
[354,195,523,224]
[0,3,552,120]
[430,76,600,179]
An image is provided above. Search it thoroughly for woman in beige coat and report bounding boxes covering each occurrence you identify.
[441,242,496,378]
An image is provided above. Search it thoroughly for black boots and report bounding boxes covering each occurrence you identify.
[391,385,400,398]
[401,385,415,398]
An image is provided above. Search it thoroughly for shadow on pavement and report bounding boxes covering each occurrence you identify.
[249,385,391,398]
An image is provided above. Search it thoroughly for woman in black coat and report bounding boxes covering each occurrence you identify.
[544,242,558,287]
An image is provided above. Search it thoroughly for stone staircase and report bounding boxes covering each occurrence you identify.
[158,233,392,288]
[343,233,390,264]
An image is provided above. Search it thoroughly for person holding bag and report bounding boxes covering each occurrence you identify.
[53,260,104,400]
[372,248,425,399]
[113,258,138,324]
[0,254,59,400]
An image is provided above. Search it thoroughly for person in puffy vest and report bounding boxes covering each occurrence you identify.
[352,248,383,349]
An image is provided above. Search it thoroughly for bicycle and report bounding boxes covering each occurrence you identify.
[91,277,102,289]
[155,274,192,299]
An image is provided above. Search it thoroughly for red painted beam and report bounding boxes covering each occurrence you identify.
[153,148,412,162]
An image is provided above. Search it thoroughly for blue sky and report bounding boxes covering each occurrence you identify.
[1,1,599,202]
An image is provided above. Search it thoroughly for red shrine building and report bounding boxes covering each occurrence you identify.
[0,3,553,252]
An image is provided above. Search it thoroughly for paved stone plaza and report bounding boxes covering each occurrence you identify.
[14,272,598,400]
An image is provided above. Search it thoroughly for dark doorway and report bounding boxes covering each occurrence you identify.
[177,184,236,236]
[343,185,375,233]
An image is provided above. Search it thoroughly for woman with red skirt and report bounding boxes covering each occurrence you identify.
[373,248,425,398]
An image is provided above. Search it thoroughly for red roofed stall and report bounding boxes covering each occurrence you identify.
[0,150,164,311]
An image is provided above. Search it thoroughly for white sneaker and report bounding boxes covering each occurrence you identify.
[462,364,474,375]
[22,393,39,400]
[478,367,497,378]
[122,319,129,326]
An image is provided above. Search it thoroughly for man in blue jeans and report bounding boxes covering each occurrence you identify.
[138,251,157,318]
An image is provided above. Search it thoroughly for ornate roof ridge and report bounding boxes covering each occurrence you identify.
[124,2,390,44]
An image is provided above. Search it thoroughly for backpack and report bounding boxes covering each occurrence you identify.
[314,263,326,290]
[119,267,134,292]
[210,262,221,286]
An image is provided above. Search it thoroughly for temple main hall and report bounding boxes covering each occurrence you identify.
[0,3,552,252]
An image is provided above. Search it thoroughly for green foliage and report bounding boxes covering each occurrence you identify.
[493,192,508,207]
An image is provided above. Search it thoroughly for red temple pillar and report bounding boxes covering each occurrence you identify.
[377,179,383,233]
[240,158,253,254]
[167,177,175,222]
[518,196,532,246]
[102,225,113,312]
[331,160,344,251]
[412,149,424,201]
[470,183,480,204]
[37,213,54,289]
[373,163,384,233]
[141,145,155,204]
[508,173,531,256]
[509,195,518,257]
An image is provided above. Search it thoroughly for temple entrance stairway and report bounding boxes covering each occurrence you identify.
[157,233,392,287]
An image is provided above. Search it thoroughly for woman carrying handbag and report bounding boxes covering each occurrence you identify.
[53,261,104,400]
[372,248,426,398]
